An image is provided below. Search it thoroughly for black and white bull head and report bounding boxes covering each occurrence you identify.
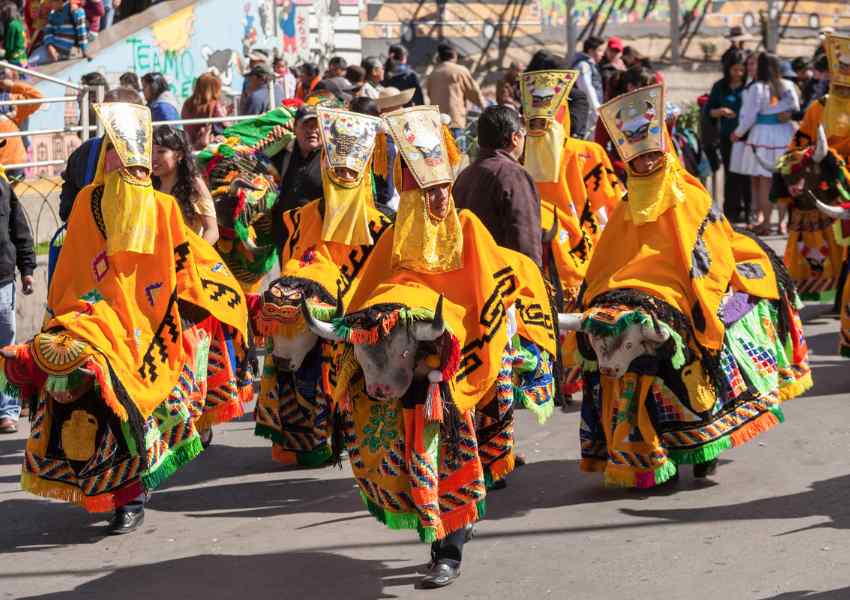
[558,311,670,379]
[768,126,837,207]
[303,296,446,399]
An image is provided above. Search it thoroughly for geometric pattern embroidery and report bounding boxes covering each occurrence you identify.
[741,339,777,377]
[91,251,109,282]
[737,262,766,280]
[144,282,163,307]
[81,289,105,304]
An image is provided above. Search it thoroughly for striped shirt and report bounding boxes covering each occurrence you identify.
[42,4,88,57]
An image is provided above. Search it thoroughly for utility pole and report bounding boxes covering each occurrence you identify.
[765,0,777,53]
[670,0,680,65]
[566,0,576,63]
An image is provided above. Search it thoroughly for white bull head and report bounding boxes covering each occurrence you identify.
[304,296,446,399]
[558,311,670,378]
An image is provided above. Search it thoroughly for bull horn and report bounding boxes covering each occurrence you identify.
[542,208,559,244]
[753,149,776,174]
[413,295,446,341]
[814,198,850,220]
[557,313,583,332]
[300,299,343,341]
[814,125,829,163]
[641,320,670,344]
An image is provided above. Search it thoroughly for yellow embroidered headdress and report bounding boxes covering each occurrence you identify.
[598,83,665,163]
[823,35,850,139]
[520,69,578,126]
[316,106,382,246]
[384,105,463,273]
[92,103,157,255]
[521,70,578,183]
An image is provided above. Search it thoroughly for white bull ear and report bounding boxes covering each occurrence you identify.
[557,313,583,332]
[413,295,446,342]
[815,198,850,220]
[641,320,670,344]
[300,300,343,341]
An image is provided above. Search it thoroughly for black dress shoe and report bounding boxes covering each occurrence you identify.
[107,510,145,535]
[693,459,718,479]
[421,559,461,589]
[199,428,214,449]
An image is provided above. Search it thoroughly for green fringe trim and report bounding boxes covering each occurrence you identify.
[141,436,203,491]
[654,459,679,485]
[360,491,433,541]
[522,392,554,425]
[583,311,685,369]
[0,367,19,400]
[770,405,786,423]
[799,289,836,303]
[254,425,334,468]
[583,310,645,339]
[667,437,732,465]
[332,306,436,342]
[841,346,850,359]
[45,375,69,394]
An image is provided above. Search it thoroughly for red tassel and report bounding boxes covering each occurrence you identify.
[426,383,443,423]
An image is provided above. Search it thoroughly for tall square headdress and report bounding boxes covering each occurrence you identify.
[384,105,453,188]
[93,103,153,171]
[597,84,665,163]
[519,69,578,124]
[826,34,850,88]
[317,107,382,183]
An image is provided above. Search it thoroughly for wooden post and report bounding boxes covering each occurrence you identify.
[766,0,777,52]
[670,0,681,65]
[566,0,577,63]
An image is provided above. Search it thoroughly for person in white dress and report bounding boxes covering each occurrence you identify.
[731,52,799,234]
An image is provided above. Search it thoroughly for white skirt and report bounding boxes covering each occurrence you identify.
[730,122,796,178]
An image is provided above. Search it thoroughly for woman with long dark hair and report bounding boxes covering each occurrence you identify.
[152,125,219,245]
[707,49,751,223]
[731,52,799,234]
[142,72,180,122]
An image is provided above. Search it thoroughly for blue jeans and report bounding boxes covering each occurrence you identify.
[102,0,115,29]
[0,281,17,420]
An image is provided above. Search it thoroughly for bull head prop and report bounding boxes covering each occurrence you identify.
[771,126,850,209]
[558,308,675,379]
[304,296,448,400]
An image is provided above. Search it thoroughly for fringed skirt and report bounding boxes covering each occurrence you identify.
[254,343,334,467]
[344,372,486,543]
[784,209,844,302]
[579,296,811,489]
[21,320,252,512]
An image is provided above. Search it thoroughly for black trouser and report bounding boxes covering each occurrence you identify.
[430,527,466,566]
[117,493,146,515]
[834,255,850,312]
[720,138,751,224]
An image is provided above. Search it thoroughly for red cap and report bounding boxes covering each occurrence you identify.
[607,37,624,51]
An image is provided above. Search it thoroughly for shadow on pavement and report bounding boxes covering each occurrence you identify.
[13,552,418,600]
[149,475,361,519]
[1,499,107,554]
[758,590,850,600]
[620,473,850,533]
[484,458,720,521]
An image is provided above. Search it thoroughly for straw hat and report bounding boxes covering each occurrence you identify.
[376,87,416,112]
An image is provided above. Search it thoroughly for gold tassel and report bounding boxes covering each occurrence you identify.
[373,133,388,179]
[442,126,461,168]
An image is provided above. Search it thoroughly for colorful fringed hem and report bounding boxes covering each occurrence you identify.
[360,492,486,543]
[778,372,813,402]
[141,436,204,491]
[799,289,836,303]
[667,407,783,464]
[522,394,554,425]
[603,460,678,489]
[271,443,332,468]
[20,471,145,513]
[484,453,516,488]
[195,398,245,431]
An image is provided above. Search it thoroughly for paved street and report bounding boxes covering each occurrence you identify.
[2,237,849,600]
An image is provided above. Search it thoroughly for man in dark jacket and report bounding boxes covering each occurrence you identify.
[383,44,424,106]
[453,105,541,267]
[0,172,35,433]
[270,105,323,248]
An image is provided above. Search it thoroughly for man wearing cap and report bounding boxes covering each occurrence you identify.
[240,63,284,116]
[270,104,323,247]
[313,76,356,104]
[599,36,626,99]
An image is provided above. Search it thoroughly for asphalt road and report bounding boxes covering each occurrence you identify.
[2,235,849,600]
